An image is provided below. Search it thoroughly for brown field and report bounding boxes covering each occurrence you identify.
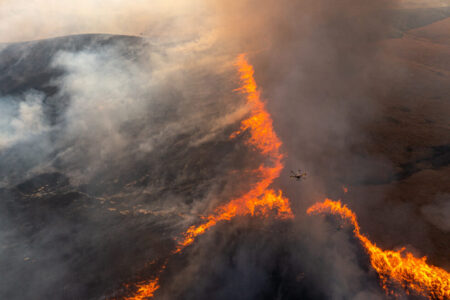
[350,17,450,269]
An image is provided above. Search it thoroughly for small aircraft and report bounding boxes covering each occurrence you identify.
[290,170,307,181]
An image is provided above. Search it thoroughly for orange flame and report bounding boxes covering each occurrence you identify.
[123,279,159,300]
[122,262,167,300]
[307,199,450,299]
[122,54,293,299]
[174,54,293,253]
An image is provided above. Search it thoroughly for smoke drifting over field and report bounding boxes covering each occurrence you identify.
[0,1,449,299]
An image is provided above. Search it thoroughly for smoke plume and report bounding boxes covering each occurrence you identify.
[0,0,448,299]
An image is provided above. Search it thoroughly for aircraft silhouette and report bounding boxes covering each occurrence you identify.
[290,169,307,181]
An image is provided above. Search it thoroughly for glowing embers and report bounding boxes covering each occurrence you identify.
[307,199,450,299]
[123,279,159,300]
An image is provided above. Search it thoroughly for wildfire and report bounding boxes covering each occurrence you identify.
[123,279,159,300]
[307,199,450,299]
[173,54,293,253]
[123,54,293,299]
[120,54,449,300]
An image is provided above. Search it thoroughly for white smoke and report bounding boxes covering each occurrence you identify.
[0,91,48,149]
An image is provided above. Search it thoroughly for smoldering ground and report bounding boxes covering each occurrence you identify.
[0,0,449,299]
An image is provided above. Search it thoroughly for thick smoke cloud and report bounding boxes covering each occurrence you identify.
[0,32,253,299]
[0,0,448,299]
[0,91,48,150]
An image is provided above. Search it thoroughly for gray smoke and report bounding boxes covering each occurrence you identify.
[0,0,448,299]
[421,194,450,232]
